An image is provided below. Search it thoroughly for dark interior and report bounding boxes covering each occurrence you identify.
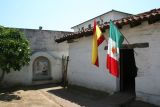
[120,49,137,93]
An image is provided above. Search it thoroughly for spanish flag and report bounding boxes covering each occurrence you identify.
[92,20,104,67]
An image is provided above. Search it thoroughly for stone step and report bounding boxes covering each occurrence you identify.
[32,80,54,85]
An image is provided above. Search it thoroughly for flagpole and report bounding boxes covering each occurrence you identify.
[121,32,138,55]
[112,21,138,55]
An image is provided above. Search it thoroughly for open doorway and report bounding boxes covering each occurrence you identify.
[120,49,137,94]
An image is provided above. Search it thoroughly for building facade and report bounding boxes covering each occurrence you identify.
[55,8,160,106]
[2,28,70,85]
[1,8,160,106]
[71,10,132,32]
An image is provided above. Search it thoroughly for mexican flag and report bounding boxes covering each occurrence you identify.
[92,20,104,67]
[107,20,124,77]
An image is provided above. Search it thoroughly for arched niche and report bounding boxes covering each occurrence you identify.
[28,52,62,84]
[32,56,51,80]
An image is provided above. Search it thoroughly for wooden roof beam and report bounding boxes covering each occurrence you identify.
[104,42,149,50]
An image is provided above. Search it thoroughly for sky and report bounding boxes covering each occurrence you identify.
[0,0,159,31]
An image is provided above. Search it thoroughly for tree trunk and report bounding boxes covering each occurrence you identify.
[0,70,5,84]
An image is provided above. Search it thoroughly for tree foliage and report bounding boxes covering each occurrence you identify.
[0,26,31,82]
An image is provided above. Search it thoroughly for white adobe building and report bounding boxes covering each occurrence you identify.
[55,8,160,106]
[1,8,160,106]
[71,10,132,32]
[2,28,70,85]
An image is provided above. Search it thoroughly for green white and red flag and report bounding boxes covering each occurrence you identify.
[107,20,124,77]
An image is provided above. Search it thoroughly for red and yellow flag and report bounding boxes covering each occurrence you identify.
[92,20,104,67]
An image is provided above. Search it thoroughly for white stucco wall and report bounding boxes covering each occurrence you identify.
[68,21,160,106]
[121,21,160,106]
[109,21,160,105]
[68,35,118,93]
[23,29,69,57]
[2,66,30,85]
[3,29,70,86]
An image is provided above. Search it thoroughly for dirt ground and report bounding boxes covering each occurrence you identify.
[0,85,61,107]
[0,84,158,107]
[0,84,109,107]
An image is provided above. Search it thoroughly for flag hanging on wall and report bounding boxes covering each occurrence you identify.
[92,20,104,67]
[107,20,124,77]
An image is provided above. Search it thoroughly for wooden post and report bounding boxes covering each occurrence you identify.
[62,55,65,84]
[104,42,149,50]
[63,56,69,88]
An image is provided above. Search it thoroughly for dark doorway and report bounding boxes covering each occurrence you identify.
[120,49,137,93]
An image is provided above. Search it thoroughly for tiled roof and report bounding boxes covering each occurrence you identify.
[71,9,132,29]
[55,8,160,43]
